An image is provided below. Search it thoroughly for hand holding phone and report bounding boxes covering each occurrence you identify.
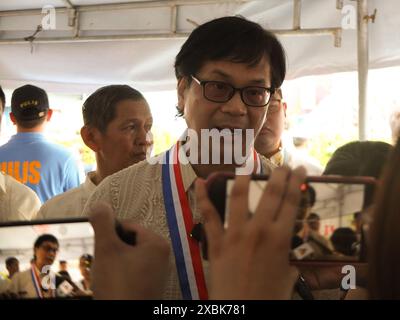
[195,166,306,299]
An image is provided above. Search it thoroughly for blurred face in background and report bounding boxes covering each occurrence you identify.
[34,241,59,268]
[59,261,68,272]
[254,89,286,158]
[6,260,19,278]
[79,256,91,279]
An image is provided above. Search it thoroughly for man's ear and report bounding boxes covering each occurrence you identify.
[177,77,189,116]
[81,125,102,153]
[282,102,287,117]
[9,112,17,125]
[46,109,53,121]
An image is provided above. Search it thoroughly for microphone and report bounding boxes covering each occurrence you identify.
[295,275,314,300]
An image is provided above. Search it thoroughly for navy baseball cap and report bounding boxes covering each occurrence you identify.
[11,84,49,121]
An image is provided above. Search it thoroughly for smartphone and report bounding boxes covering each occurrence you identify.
[0,218,94,299]
[205,173,376,263]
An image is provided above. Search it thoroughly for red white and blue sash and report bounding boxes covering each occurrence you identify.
[162,142,208,300]
[30,264,55,298]
[161,141,263,299]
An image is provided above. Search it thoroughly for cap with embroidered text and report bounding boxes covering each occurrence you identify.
[11,85,49,121]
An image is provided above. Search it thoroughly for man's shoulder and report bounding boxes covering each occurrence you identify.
[11,269,30,283]
[0,140,13,152]
[45,183,85,202]
[84,159,163,216]
[0,136,75,161]
[100,159,162,190]
[2,172,39,199]
[38,184,87,219]
[39,140,76,159]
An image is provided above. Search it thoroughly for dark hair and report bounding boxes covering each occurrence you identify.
[34,234,59,249]
[369,138,400,299]
[324,141,393,209]
[307,212,321,222]
[0,86,5,111]
[174,16,286,116]
[5,257,18,267]
[82,85,146,133]
[80,254,93,268]
[59,260,67,264]
[323,141,393,178]
[330,227,357,256]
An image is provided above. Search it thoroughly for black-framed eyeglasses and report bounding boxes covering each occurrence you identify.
[191,75,274,108]
[40,244,59,253]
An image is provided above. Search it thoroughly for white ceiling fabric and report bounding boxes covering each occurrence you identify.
[0,0,399,94]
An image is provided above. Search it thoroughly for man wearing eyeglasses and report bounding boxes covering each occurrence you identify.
[82,16,285,299]
[254,89,323,175]
[8,234,59,299]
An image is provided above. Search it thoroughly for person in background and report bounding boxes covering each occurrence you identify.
[77,254,93,296]
[254,88,323,175]
[307,213,321,233]
[330,227,358,257]
[37,85,153,219]
[294,185,334,259]
[5,257,19,279]
[323,141,392,179]
[58,260,71,281]
[8,234,59,299]
[0,85,41,221]
[0,257,20,294]
[0,84,83,203]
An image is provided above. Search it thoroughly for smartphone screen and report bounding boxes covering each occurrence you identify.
[225,178,372,262]
[0,218,94,299]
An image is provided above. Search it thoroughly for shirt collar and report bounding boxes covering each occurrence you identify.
[268,141,284,167]
[84,171,98,193]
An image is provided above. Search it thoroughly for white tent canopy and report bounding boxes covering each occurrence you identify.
[0,0,399,94]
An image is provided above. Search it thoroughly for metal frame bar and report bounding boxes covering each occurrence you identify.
[0,0,342,47]
[0,27,344,44]
[0,33,192,44]
[293,0,301,30]
[62,0,74,9]
[0,0,249,16]
[170,5,177,34]
[357,0,369,141]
